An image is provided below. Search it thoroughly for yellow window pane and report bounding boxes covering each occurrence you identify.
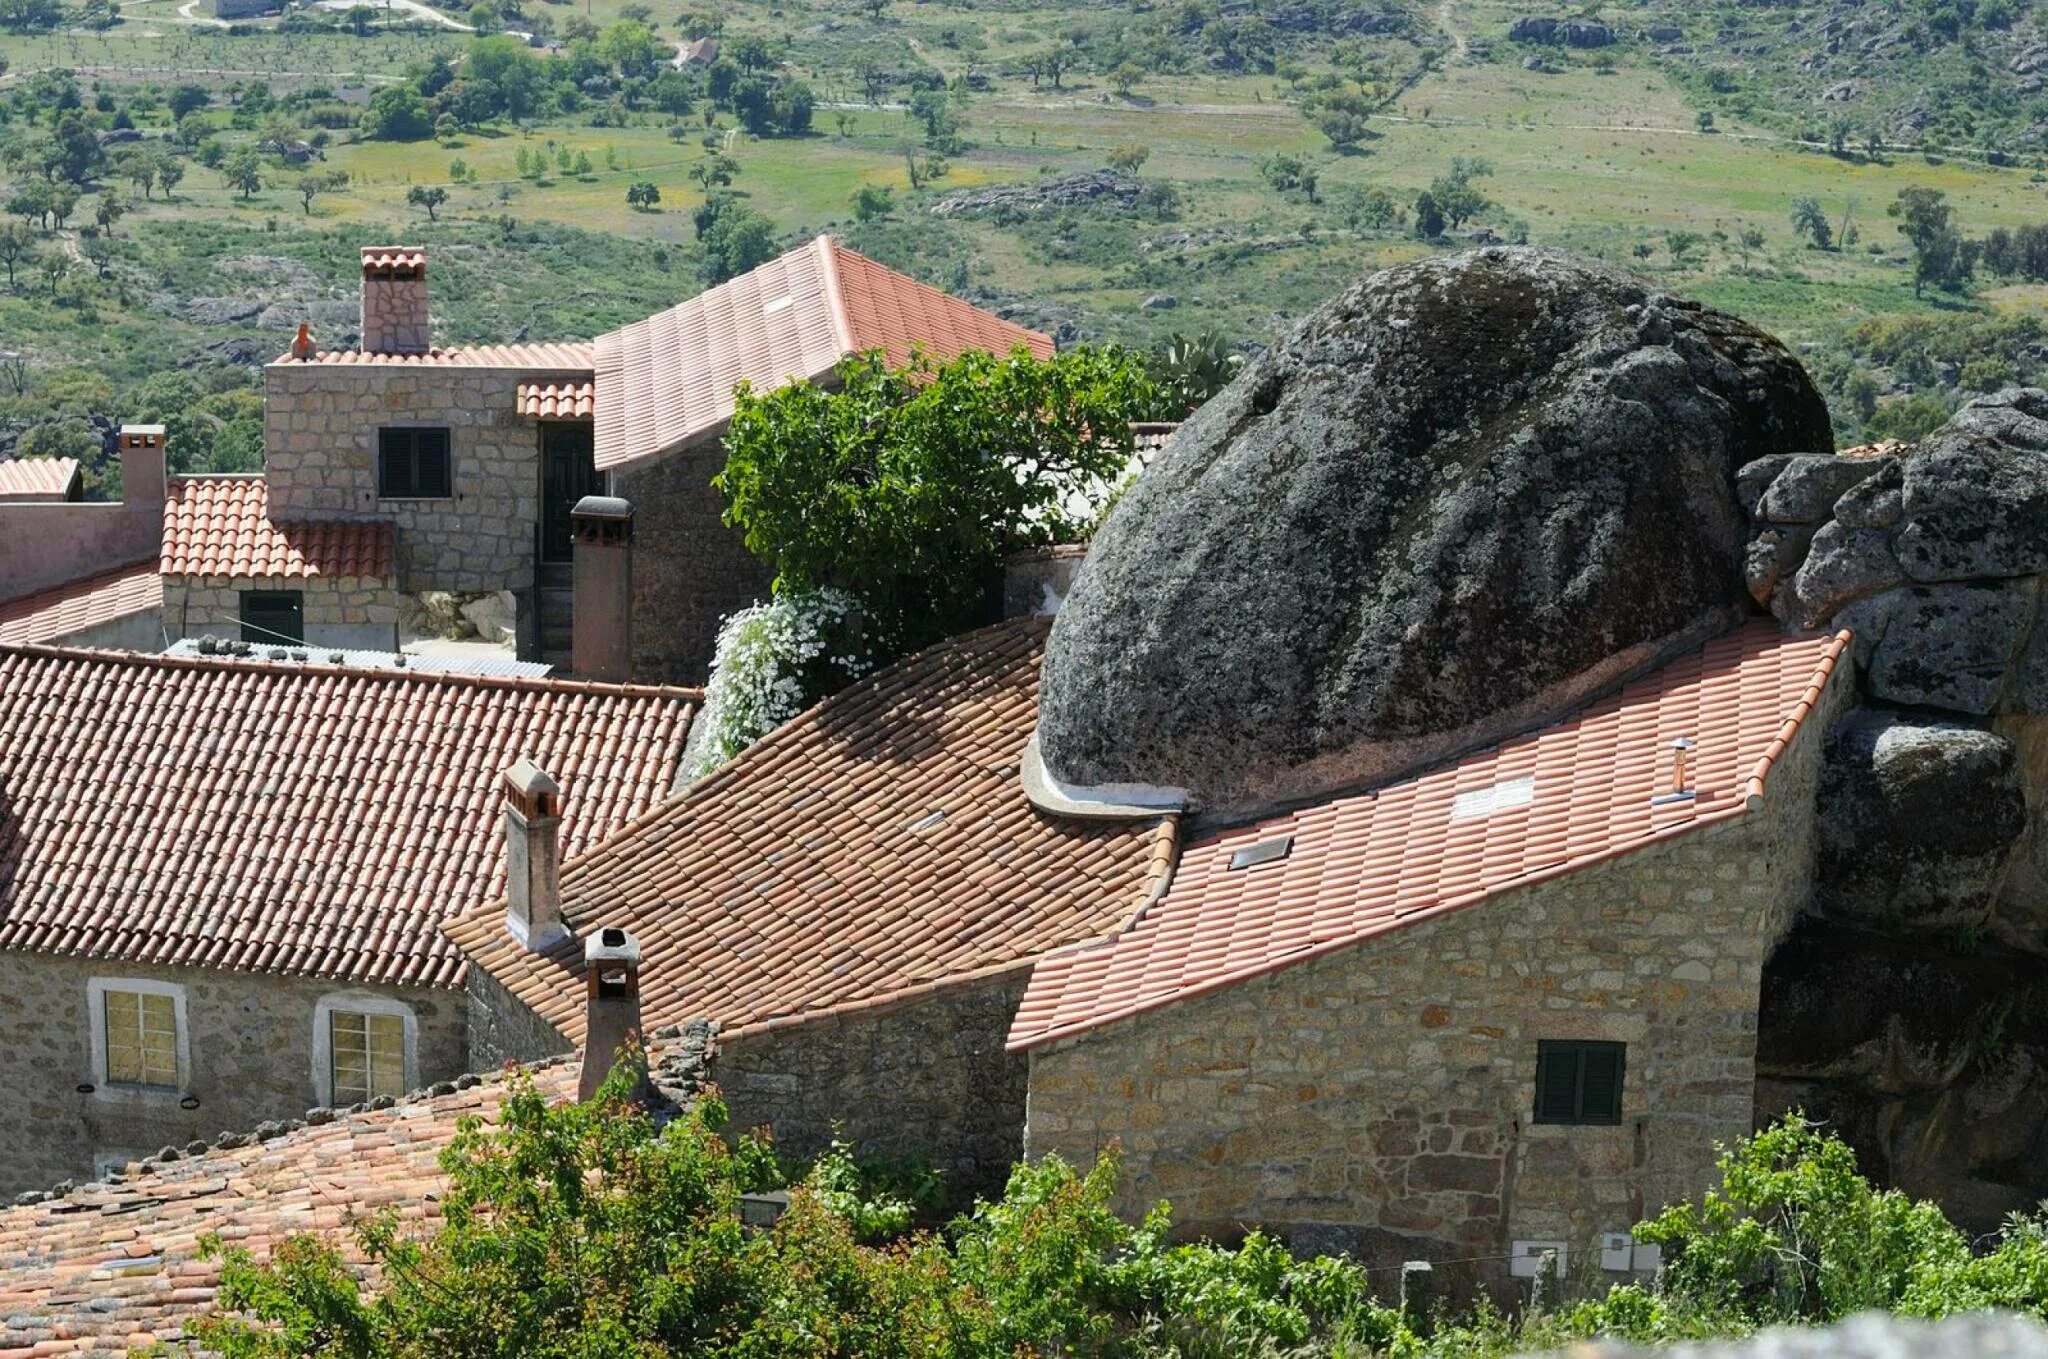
[103,990,175,1088]
[366,1014,406,1099]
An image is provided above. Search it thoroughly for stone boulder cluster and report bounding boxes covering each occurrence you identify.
[1041,245,2048,1232]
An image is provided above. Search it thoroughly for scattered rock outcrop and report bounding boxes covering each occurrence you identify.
[1508,15,1615,46]
[929,171,1141,218]
[1038,247,1833,821]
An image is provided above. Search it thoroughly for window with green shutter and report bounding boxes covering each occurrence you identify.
[1533,1040,1625,1125]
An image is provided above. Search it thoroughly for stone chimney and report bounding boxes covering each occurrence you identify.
[360,246,430,354]
[118,424,166,516]
[572,495,634,682]
[578,926,648,1101]
[502,758,567,951]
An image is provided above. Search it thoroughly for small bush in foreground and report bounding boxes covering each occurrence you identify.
[194,1098,2048,1358]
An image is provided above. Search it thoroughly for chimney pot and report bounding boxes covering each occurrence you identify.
[502,757,566,951]
[359,246,430,354]
[290,322,317,361]
[578,924,647,1101]
[572,495,634,682]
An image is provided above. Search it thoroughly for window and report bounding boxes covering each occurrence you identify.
[377,426,452,499]
[240,590,304,645]
[312,994,417,1106]
[89,979,186,1092]
[330,1010,406,1103]
[1533,1040,1625,1125]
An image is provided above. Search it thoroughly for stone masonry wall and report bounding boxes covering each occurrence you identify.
[262,364,544,593]
[715,976,1031,1202]
[0,953,466,1194]
[614,440,772,686]
[1025,674,1840,1275]
[164,574,401,651]
[464,962,574,1072]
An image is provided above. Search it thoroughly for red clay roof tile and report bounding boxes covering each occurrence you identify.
[160,476,395,580]
[1008,623,1852,1051]
[517,379,596,420]
[0,561,160,646]
[0,1059,579,1354]
[445,618,1174,1043]
[591,236,1052,473]
[0,457,79,501]
[270,341,595,370]
[0,647,697,988]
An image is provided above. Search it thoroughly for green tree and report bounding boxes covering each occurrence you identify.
[625,179,661,210]
[363,85,435,141]
[1428,156,1492,229]
[1890,185,1969,297]
[849,182,892,221]
[1105,144,1148,174]
[0,221,33,288]
[1665,229,1705,263]
[156,155,185,200]
[223,147,263,199]
[699,201,777,283]
[1303,88,1372,149]
[1414,188,1444,238]
[407,184,448,220]
[718,345,1159,650]
[1790,194,1833,250]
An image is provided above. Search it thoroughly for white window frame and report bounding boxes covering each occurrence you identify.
[311,993,419,1107]
[86,976,190,1099]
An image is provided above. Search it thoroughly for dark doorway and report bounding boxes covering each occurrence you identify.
[541,423,603,564]
[241,590,305,645]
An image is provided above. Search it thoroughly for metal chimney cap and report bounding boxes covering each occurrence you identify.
[571,495,633,521]
[584,926,642,964]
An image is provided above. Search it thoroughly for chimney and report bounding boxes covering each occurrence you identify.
[502,758,567,951]
[118,424,166,515]
[359,246,430,354]
[578,926,648,1101]
[572,495,634,681]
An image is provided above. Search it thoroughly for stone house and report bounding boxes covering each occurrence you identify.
[446,615,1177,1198]
[0,642,696,1192]
[1010,622,1852,1277]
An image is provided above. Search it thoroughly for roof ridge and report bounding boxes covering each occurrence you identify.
[814,233,858,356]
[0,642,707,703]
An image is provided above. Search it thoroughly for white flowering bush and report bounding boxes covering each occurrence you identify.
[680,588,874,783]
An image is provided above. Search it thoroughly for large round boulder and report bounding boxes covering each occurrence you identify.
[1036,247,1834,821]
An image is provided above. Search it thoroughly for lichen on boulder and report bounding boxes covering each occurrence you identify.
[1036,247,1833,821]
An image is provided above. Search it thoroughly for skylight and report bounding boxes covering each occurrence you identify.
[1229,836,1293,871]
[1451,775,1536,822]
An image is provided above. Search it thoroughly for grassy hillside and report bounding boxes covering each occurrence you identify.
[1,0,2047,480]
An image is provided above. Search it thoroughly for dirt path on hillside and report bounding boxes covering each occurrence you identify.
[1434,0,1468,61]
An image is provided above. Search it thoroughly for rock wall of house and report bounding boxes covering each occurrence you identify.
[1024,681,1837,1276]
[464,962,574,1071]
[163,574,400,651]
[0,953,466,1194]
[262,364,541,594]
[715,976,1030,1202]
[613,442,772,686]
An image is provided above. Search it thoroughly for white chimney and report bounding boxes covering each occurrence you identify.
[360,246,430,354]
[578,926,647,1102]
[503,758,566,951]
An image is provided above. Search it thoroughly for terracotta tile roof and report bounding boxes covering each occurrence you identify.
[1130,422,1179,458]
[360,246,427,271]
[271,341,595,370]
[0,560,161,647]
[0,646,698,987]
[447,618,1176,1043]
[161,476,395,580]
[591,236,1054,473]
[0,456,79,501]
[517,378,596,420]
[1008,623,1853,1051]
[0,1059,579,1355]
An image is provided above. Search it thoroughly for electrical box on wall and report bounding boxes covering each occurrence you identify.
[1509,1240,1569,1278]
[1600,1233,1633,1271]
